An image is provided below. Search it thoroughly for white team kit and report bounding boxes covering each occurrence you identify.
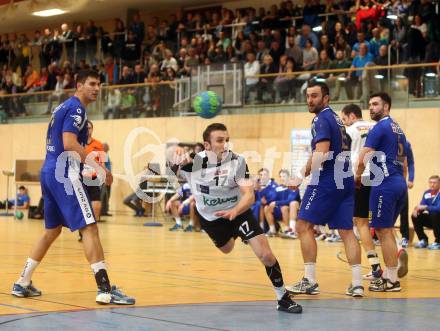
[346,120,375,176]
[179,150,249,221]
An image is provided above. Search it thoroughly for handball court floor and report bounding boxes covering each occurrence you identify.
[0,213,439,331]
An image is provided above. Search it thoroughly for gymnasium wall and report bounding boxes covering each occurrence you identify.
[0,108,439,213]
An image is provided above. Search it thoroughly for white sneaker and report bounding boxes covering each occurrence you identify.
[346,284,364,297]
[315,233,327,241]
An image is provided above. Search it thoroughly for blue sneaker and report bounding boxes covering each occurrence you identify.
[96,286,135,305]
[12,282,42,297]
[400,238,409,248]
[184,225,194,232]
[414,239,428,248]
[428,242,440,250]
[169,224,183,231]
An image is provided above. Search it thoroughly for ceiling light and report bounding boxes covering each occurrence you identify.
[315,77,326,83]
[312,26,322,32]
[374,74,384,79]
[425,72,437,77]
[337,77,346,81]
[32,9,67,17]
[395,74,406,79]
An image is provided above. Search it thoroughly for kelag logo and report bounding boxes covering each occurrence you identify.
[202,195,238,206]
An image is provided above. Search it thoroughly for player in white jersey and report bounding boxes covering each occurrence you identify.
[170,123,302,314]
[341,104,382,279]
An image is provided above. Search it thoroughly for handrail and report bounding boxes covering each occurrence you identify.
[247,62,440,79]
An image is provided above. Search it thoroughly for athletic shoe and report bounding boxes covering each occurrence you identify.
[346,284,364,297]
[315,233,327,241]
[400,238,409,248]
[373,239,381,246]
[265,231,278,237]
[280,231,297,239]
[397,249,408,278]
[276,291,302,314]
[414,239,428,248]
[12,282,42,298]
[324,234,335,242]
[326,234,342,242]
[183,225,194,232]
[368,278,401,292]
[169,224,183,231]
[363,268,383,280]
[428,242,440,250]
[96,285,135,305]
[287,277,320,295]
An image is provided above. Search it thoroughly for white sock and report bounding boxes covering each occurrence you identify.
[91,261,107,274]
[319,225,326,234]
[387,267,398,283]
[351,264,362,287]
[304,262,316,284]
[175,217,182,226]
[382,267,389,280]
[274,285,287,300]
[189,219,194,226]
[289,219,296,231]
[260,222,264,230]
[17,258,39,286]
[269,225,276,233]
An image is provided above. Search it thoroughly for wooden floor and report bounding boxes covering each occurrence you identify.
[1,213,439,317]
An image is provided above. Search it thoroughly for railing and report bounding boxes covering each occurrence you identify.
[0,62,438,124]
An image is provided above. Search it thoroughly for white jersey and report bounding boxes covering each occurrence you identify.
[346,120,375,176]
[179,151,249,221]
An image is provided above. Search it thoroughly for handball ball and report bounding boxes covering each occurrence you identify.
[193,91,222,119]
[15,211,24,220]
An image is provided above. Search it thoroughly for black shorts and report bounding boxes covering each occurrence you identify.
[198,209,264,248]
[354,184,371,218]
[86,185,101,202]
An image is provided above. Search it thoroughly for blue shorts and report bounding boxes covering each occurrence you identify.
[41,170,96,232]
[273,206,283,220]
[369,177,407,229]
[298,182,355,230]
[181,203,190,216]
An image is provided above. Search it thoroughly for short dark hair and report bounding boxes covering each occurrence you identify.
[202,123,227,142]
[279,169,290,176]
[342,103,363,119]
[429,175,440,181]
[370,92,392,109]
[258,168,270,174]
[195,142,204,151]
[307,81,330,97]
[76,70,100,87]
[18,186,26,190]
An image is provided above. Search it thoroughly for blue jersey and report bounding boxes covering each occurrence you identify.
[311,107,351,187]
[178,183,192,200]
[42,96,88,172]
[420,189,440,214]
[405,141,415,182]
[274,186,300,206]
[258,180,278,203]
[364,116,407,179]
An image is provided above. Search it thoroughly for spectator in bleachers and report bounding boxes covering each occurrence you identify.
[352,31,371,56]
[160,49,178,72]
[329,49,353,100]
[374,44,391,91]
[299,24,319,49]
[302,38,318,71]
[23,64,39,92]
[285,35,303,68]
[411,14,428,40]
[118,65,134,85]
[318,34,335,60]
[274,56,298,103]
[244,52,260,103]
[257,54,276,103]
[334,34,352,59]
[104,88,121,119]
[391,17,408,61]
[123,31,141,68]
[369,27,388,58]
[46,73,67,114]
[349,42,374,99]
[269,40,283,70]
[104,56,118,84]
[130,12,145,46]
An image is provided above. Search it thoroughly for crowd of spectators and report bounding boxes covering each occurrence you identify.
[0,0,439,120]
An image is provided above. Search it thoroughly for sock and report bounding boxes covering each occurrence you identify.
[91,261,111,292]
[289,219,296,231]
[269,224,276,233]
[175,217,182,226]
[367,250,382,277]
[396,237,402,250]
[351,264,362,287]
[259,222,264,230]
[304,262,316,284]
[265,260,286,300]
[17,258,39,286]
[319,226,326,235]
[387,267,398,283]
[189,219,194,226]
